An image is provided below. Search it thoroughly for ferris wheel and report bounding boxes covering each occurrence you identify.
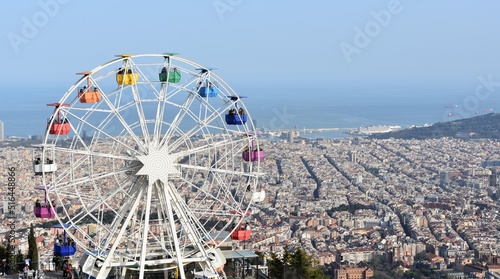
[35,53,264,279]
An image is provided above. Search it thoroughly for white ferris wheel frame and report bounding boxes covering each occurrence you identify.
[38,53,264,279]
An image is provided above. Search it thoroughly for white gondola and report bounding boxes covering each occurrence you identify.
[253,189,265,203]
[33,160,57,175]
[246,189,265,203]
[32,145,57,175]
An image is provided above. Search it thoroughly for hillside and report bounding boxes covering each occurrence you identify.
[370,113,500,140]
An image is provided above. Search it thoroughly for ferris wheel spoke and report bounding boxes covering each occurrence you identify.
[52,163,132,191]
[171,138,234,158]
[98,180,145,271]
[165,181,212,249]
[175,175,237,214]
[156,181,190,276]
[130,85,150,146]
[173,139,251,173]
[153,183,177,258]
[69,177,142,241]
[160,93,198,147]
[98,88,145,151]
[138,180,155,279]
[164,97,233,151]
[178,163,259,179]
[153,85,168,143]
[53,147,133,161]
[64,107,138,155]
[50,166,135,210]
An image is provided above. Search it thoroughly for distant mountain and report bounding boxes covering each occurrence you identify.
[370,113,500,140]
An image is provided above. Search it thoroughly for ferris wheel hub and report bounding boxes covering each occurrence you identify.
[135,142,180,183]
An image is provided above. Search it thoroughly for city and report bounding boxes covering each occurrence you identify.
[2,128,500,278]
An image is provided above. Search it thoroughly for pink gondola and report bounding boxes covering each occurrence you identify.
[33,185,55,219]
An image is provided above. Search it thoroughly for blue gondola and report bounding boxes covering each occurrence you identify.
[198,86,218,97]
[54,244,77,257]
[53,224,77,257]
[226,114,247,125]
[195,68,218,97]
[225,96,248,125]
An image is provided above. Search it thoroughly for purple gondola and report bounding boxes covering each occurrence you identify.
[33,185,55,219]
[242,136,265,162]
[242,150,265,162]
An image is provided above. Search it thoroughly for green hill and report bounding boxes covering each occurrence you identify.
[370,113,500,140]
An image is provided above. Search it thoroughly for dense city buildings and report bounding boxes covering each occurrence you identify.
[2,135,500,277]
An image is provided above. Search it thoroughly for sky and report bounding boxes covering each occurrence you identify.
[1,0,500,135]
[1,1,500,87]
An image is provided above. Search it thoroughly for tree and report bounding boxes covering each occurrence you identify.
[27,224,38,270]
[15,251,24,272]
[268,252,284,279]
[0,245,9,262]
[268,248,328,279]
[290,248,310,277]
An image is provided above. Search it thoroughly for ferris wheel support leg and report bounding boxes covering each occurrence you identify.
[165,183,220,275]
[121,267,128,279]
[139,182,154,279]
[96,186,145,279]
[153,184,178,279]
[162,182,188,279]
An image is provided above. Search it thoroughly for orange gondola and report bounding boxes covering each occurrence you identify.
[77,72,101,103]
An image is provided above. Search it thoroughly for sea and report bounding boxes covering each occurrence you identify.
[2,83,499,139]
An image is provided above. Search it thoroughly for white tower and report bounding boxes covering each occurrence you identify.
[0,120,4,141]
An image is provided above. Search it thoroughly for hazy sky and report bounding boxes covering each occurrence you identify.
[2,0,500,90]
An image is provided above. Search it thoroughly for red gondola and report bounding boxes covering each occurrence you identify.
[230,223,251,241]
[77,72,101,103]
[47,103,70,135]
[33,186,55,219]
